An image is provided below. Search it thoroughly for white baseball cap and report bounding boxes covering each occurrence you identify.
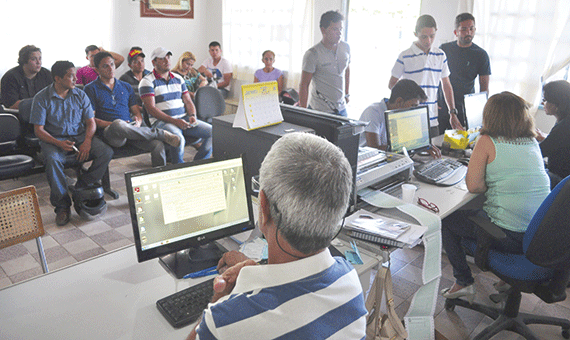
[150,47,172,60]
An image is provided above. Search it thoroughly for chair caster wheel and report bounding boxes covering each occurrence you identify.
[562,328,569,339]
[444,299,455,311]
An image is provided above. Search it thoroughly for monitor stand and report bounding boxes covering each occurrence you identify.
[159,243,223,279]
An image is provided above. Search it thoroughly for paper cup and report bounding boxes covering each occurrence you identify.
[401,184,417,203]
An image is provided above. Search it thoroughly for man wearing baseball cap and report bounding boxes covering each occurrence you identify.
[119,46,151,88]
[139,47,212,162]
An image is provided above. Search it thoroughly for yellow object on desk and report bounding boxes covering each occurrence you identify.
[443,129,480,149]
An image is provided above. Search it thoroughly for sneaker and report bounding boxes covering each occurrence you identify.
[56,208,71,226]
[162,131,181,147]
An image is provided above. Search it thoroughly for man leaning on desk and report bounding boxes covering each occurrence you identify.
[186,132,368,340]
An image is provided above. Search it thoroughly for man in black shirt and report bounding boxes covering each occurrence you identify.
[1,45,52,109]
[437,13,491,133]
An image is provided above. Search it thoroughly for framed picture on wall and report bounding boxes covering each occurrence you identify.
[140,0,194,19]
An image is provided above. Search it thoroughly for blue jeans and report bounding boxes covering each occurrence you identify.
[102,119,167,167]
[154,117,212,163]
[40,135,113,211]
[441,209,525,287]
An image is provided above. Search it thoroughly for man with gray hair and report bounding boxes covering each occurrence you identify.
[187,132,367,340]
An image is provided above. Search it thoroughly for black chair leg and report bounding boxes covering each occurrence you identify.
[102,167,119,200]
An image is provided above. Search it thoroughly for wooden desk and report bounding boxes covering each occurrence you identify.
[0,241,380,339]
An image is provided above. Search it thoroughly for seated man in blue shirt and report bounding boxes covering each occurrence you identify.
[187,133,367,340]
[84,51,181,168]
[30,61,113,226]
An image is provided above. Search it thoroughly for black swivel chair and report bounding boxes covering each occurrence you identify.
[0,114,35,180]
[445,175,570,340]
[194,86,226,124]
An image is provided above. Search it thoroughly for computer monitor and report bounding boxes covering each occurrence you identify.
[464,91,488,129]
[125,155,254,279]
[384,105,431,155]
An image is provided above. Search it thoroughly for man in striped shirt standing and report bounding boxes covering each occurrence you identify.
[140,47,212,163]
[187,133,367,340]
[389,14,463,137]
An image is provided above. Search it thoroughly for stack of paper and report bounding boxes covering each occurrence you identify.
[344,209,428,248]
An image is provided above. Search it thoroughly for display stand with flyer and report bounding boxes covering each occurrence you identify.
[232,81,283,131]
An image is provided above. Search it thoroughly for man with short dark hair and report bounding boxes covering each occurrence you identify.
[360,79,428,150]
[30,61,113,226]
[299,10,350,116]
[76,45,125,85]
[197,41,233,98]
[187,132,367,340]
[84,51,181,168]
[140,47,212,163]
[1,45,52,109]
[437,13,491,133]
[119,46,151,88]
[389,14,462,136]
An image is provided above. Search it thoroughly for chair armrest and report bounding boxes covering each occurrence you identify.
[467,214,506,271]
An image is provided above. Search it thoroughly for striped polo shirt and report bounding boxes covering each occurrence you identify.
[391,43,450,126]
[195,249,367,339]
[139,69,188,120]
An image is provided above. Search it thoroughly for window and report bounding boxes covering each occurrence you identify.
[474,0,570,107]
[222,0,314,89]
[346,0,422,119]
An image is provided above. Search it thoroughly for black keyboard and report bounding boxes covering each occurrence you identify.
[156,278,215,328]
[414,158,464,184]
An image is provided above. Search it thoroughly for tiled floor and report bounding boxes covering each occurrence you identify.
[0,147,198,289]
[1,147,569,339]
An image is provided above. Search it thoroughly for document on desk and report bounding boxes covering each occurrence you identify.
[359,188,442,340]
[345,209,427,248]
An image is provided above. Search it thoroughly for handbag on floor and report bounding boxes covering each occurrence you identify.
[365,266,408,340]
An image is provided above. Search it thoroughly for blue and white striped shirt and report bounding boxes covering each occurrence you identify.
[139,70,188,120]
[195,249,367,339]
[391,43,450,126]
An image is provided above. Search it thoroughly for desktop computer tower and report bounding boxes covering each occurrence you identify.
[212,114,315,193]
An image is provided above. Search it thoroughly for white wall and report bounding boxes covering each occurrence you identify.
[111,0,222,76]
[421,0,462,45]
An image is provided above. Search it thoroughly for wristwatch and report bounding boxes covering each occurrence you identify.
[449,108,458,115]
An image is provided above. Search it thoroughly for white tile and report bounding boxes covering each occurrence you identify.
[22,235,58,253]
[61,238,100,255]
[48,256,78,271]
[0,254,40,276]
[78,220,112,236]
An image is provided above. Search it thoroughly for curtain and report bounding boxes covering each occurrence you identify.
[473,0,570,108]
[222,0,314,90]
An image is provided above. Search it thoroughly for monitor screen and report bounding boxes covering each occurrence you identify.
[464,91,488,129]
[384,105,431,154]
[125,156,254,278]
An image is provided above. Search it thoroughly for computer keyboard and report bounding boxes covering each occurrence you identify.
[414,158,466,185]
[156,277,215,328]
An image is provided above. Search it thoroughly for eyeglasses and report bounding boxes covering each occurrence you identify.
[417,197,439,214]
[458,26,476,32]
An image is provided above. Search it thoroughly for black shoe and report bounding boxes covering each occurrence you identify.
[56,208,71,226]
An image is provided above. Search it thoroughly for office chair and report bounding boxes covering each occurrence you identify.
[194,86,226,124]
[444,175,570,340]
[14,98,41,154]
[0,186,49,273]
[0,114,35,180]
